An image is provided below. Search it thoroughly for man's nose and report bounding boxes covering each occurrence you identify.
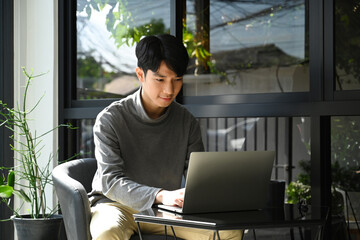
[163,81,174,95]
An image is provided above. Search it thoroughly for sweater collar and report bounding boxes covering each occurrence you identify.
[134,87,171,124]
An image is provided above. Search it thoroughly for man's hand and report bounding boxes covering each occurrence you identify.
[155,188,185,207]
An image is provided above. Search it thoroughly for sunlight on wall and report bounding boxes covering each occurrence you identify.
[13,0,58,215]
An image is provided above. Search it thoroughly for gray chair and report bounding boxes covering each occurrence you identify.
[52,158,179,240]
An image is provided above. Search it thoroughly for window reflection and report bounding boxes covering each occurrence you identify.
[331,116,360,230]
[335,1,360,90]
[331,116,360,191]
[76,0,171,100]
[183,0,309,95]
[199,117,310,184]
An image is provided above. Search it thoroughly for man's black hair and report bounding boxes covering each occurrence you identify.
[135,34,189,77]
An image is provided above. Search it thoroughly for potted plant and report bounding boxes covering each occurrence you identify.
[285,159,346,214]
[0,68,75,240]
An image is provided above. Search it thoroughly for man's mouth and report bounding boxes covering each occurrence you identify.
[160,96,173,101]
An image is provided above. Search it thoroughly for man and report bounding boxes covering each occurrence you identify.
[89,34,242,240]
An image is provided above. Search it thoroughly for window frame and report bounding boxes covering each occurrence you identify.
[0,0,14,239]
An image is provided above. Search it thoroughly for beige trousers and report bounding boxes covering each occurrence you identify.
[90,202,243,240]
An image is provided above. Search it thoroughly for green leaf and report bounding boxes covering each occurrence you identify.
[0,185,13,198]
[0,174,4,185]
[7,170,15,187]
[113,12,119,19]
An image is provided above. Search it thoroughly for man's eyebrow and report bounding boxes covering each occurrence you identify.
[153,72,183,78]
[153,72,165,77]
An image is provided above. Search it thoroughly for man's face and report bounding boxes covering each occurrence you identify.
[136,61,183,118]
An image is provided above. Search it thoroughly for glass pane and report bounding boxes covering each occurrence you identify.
[335,2,360,90]
[331,117,360,219]
[79,119,96,158]
[285,117,311,205]
[183,0,309,96]
[76,0,171,100]
[198,117,311,184]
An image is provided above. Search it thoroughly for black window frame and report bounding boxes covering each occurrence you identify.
[0,0,14,239]
[58,0,360,238]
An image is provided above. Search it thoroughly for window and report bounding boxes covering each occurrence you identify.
[331,116,360,239]
[335,1,360,91]
[331,116,360,192]
[76,0,171,100]
[199,116,310,184]
[183,0,309,96]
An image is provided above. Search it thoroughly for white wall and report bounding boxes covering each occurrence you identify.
[13,0,58,214]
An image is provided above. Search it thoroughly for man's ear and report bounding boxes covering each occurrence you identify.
[136,67,145,83]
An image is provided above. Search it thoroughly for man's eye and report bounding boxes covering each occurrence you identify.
[175,78,183,82]
[156,78,164,82]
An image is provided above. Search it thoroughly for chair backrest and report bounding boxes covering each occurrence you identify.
[53,158,97,240]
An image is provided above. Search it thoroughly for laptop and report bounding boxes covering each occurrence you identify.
[157,151,275,214]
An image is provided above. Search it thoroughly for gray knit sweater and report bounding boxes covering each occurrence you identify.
[88,88,204,211]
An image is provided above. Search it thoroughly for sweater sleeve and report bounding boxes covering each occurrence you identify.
[93,112,161,211]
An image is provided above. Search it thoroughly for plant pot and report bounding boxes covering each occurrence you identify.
[11,214,63,240]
